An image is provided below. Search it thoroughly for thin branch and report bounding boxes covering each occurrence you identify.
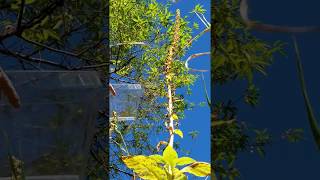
[201,13,211,27]
[184,27,210,50]
[16,0,25,31]
[0,48,70,69]
[77,37,107,56]
[19,36,101,63]
[78,63,109,70]
[184,52,210,72]
[0,1,60,41]
[195,12,209,28]
[240,0,320,33]
[20,36,82,57]
[0,66,21,108]
[110,42,149,47]
[109,165,134,177]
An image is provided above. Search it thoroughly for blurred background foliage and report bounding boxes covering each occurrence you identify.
[212,0,304,179]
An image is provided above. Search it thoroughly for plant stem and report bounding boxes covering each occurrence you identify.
[165,9,180,147]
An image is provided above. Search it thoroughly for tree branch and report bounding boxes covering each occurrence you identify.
[0,66,21,108]
[16,0,25,31]
[184,52,210,72]
[0,1,60,41]
[110,41,149,47]
[240,0,320,33]
[0,48,70,69]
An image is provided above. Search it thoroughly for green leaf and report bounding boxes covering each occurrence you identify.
[149,154,166,164]
[188,131,199,139]
[193,22,199,29]
[175,157,196,166]
[173,168,187,180]
[25,0,36,4]
[163,146,178,169]
[212,120,235,127]
[53,20,63,30]
[181,162,211,177]
[46,30,60,41]
[122,155,166,179]
[172,113,179,120]
[192,4,206,14]
[174,129,183,138]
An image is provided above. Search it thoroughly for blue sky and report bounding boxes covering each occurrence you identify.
[215,0,320,179]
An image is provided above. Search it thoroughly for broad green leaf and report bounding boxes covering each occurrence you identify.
[121,155,166,179]
[163,146,178,169]
[173,168,187,180]
[149,154,166,164]
[181,162,211,177]
[174,129,183,138]
[175,157,196,166]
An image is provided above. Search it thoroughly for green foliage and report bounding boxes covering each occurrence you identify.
[9,155,25,180]
[212,0,283,178]
[192,4,206,14]
[212,0,283,84]
[282,128,304,143]
[188,131,199,139]
[174,129,184,138]
[252,129,271,157]
[244,84,259,106]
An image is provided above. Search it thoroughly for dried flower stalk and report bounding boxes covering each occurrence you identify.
[165,9,180,147]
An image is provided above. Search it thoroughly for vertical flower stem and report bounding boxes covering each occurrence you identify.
[165,9,180,147]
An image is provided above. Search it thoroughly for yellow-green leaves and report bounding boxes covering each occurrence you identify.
[122,146,211,179]
[174,129,183,138]
[181,162,211,177]
[175,157,196,166]
[163,145,178,171]
[172,168,187,180]
[121,155,166,180]
[171,113,179,120]
[149,154,166,164]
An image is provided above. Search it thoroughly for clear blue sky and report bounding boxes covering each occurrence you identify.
[215,0,320,179]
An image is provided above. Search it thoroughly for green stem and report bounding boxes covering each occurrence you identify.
[292,35,320,150]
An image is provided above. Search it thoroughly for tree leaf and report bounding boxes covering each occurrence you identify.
[175,157,196,166]
[172,113,179,120]
[163,146,178,169]
[121,155,167,179]
[149,154,166,164]
[181,162,211,177]
[174,129,183,138]
[173,168,187,180]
